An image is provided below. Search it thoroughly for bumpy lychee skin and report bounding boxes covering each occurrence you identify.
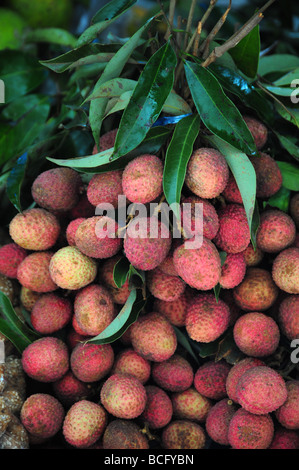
[63,400,107,448]
[22,337,69,383]
[162,420,206,449]
[243,242,264,266]
[278,295,299,340]
[103,420,149,449]
[225,358,265,403]
[0,243,27,278]
[290,193,299,229]
[233,267,279,311]
[52,371,92,406]
[20,393,64,439]
[233,312,280,357]
[185,147,229,199]
[66,218,85,246]
[124,217,171,271]
[87,171,123,208]
[141,385,173,429]
[100,373,147,419]
[0,274,14,303]
[181,196,219,240]
[20,287,41,312]
[75,216,122,259]
[236,366,288,415]
[272,247,299,294]
[185,294,230,343]
[194,361,231,400]
[49,246,97,290]
[122,154,163,204]
[31,293,72,334]
[172,388,212,423]
[112,349,151,385]
[256,209,296,253]
[98,255,130,305]
[69,193,95,219]
[152,354,194,392]
[205,399,237,446]
[93,128,118,153]
[228,408,274,449]
[74,284,115,336]
[153,293,188,327]
[130,312,177,362]
[9,208,60,251]
[17,252,58,293]
[275,381,299,430]
[270,428,299,449]
[219,252,246,289]
[249,152,282,199]
[221,172,243,204]
[32,168,82,212]
[243,115,268,150]
[70,343,114,383]
[147,268,186,302]
[173,237,221,290]
[214,204,250,254]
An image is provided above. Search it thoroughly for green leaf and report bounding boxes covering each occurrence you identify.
[207,135,257,242]
[275,103,299,128]
[113,257,130,288]
[24,28,77,47]
[163,114,200,219]
[274,132,299,162]
[0,292,40,354]
[173,327,200,365]
[87,288,146,345]
[276,162,299,191]
[229,25,260,78]
[184,60,257,156]
[85,78,137,102]
[162,90,192,116]
[274,68,299,86]
[112,41,177,160]
[6,153,28,213]
[215,329,245,364]
[263,85,296,97]
[266,186,291,213]
[128,265,146,286]
[0,51,45,104]
[258,54,299,76]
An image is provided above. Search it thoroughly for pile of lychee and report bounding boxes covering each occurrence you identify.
[0,115,298,449]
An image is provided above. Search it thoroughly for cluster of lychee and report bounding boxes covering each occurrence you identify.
[0,115,298,449]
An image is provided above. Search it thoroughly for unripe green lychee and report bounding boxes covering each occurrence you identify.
[20,393,64,439]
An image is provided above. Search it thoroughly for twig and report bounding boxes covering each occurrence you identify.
[183,0,197,50]
[165,0,177,40]
[200,0,232,59]
[176,15,182,49]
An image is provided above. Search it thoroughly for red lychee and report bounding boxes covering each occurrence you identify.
[20,393,64,439]
[70,342,114,382]
[0,243,27,278]
[141,385,173,429]
[214,204,250,254]
[194,361,231,400]
[228,408,274,449]
[152,354,194,392]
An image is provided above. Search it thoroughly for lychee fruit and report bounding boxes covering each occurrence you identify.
[290,193,299,229]
[275,380,299,429]
[158,250,178,277]
[68,193,95,219]
[22,337,69,383]
[236,366,288,415]
[20,287,41,312]
[185,294,230,343]
[181,195,219,240]
[243,115,268,150]
[162,420,206,449]
[233,312,280,357]
[74,284,115,336]
[112,348,151,384]
[49,246,97,290]
[225,357,265,403]
[256,209,296,253]
[20,393,64,439]
[31,167,82,212]
[278,295,299,340]
[122,154,163,204]
[0,274,14,303]
[87,170,123,208]
[153,292,188,327]
[124,216,171,271]
[219,252,246,289]
[185,147,229,199]
[194,361,231,400]
[228,408,274,449]
[147,267,186,302]
[66,218,85,246]
[70,342,114,383]
[75,216,122,259]
[17,251,58,293]
[0,243,27,278]
[98,256,130,305]
[52,370,92,406]
[62,400,107,448]
[243,242,264,266]
[214,204,251,254]
[130,312,177,362]
[249,152,282,199]
[102,419,149,449]
[173,237,221,290]
[269,428,299,449]
[272,247,299,294]
[172,388,212,423]
[205,398,237,446]
[233,267,279,311]
[93,128,118,153]
[9,208,60,251]
[66,328,88,350]
[30,293,72,334]
[100,373,147,419]
[221,171,243,204]
[152,354,194,392]
[141,385,173,429]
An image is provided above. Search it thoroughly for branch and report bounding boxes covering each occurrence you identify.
[165,0,177,41]
[183,0,197,50]
[200,0,232,59]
